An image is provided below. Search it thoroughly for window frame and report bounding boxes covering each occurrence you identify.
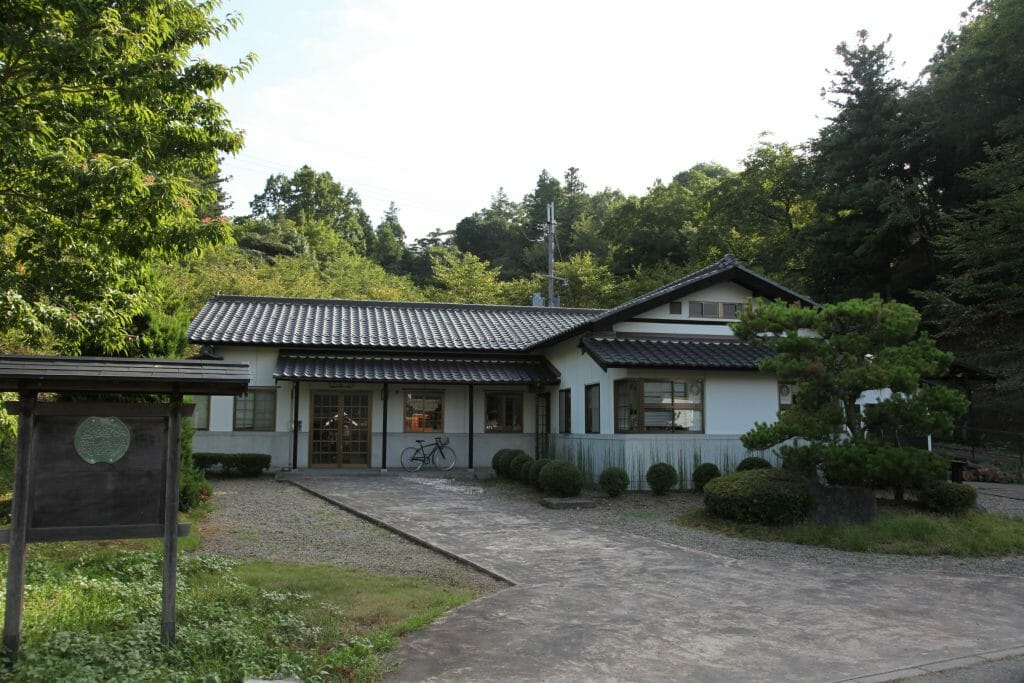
[233,388,276,432]
[688,300,745,319]
[484,392,524,433]
[613,378,705,434]
[779,382,798,411]
[584,383,601,434]
[558,388,571,434]
[404,390,445,433]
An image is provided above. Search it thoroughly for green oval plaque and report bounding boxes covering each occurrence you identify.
[74,416,131,465]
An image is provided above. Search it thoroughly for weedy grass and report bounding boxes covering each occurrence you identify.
[678,507,1024,557]
[1,540,477,681]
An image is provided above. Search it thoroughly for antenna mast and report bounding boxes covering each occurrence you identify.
[546,202,556,307]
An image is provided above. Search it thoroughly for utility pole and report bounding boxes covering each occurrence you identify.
[546,202,556,307]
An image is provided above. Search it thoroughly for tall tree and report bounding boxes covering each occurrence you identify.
[708,139,816,289]
[0,0,251,353]
[250,165,372,254]
[806,32,932,302]
[373,202,408,273]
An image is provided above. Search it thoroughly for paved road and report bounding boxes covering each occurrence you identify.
[286,474,1024,682]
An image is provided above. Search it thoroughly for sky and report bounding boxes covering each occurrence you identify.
[202,0,971,240]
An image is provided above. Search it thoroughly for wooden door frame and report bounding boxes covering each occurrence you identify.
[308,389,372,468]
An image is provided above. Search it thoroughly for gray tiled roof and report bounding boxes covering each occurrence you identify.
[188,295,601,352]
[275,353,560,384]
[580,336,773,371]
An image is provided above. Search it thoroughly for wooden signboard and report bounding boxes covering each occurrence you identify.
[2,403,192,543]
[0,355,250,655]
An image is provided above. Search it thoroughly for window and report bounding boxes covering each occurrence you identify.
[190,395,210,430]
[485,392,523,432]
[779,383,798,411]
[669,301,683,315]
[585,384,601,433]
[688,301,745,319]
[614,379,704,433]
[233,389,276,431]
[405,391,444,432]
[558,389,571,433]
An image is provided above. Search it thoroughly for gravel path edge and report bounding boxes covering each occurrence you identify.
[285,479,515,587]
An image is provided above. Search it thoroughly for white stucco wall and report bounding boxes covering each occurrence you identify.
[192,352,541,470]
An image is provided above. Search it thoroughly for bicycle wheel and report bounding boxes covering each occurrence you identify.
[433,445,456,471]
[400,446,423,472]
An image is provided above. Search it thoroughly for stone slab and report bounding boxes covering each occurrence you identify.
[540,497,595,509]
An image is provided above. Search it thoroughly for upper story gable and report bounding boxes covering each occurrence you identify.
[532,254,815,348]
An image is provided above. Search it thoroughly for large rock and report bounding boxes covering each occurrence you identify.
[808,483,877,524]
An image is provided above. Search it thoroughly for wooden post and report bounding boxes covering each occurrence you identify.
[467,384,474,470]
[161,395,183,644]
[3,393,36,654]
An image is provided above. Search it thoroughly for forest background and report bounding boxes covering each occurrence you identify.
[1,0,1021,430]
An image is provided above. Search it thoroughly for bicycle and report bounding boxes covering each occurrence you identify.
[400,436,457,472]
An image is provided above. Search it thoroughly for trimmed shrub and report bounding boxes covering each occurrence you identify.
[918,481,977,514]
[821,441,947,501]
[736,456,772,472]
[538,460,584,497]
[507,452,533,484]
[529,458,554,489]
[193,452,271,477]
[599,466,630,497]
[646,462,678,495]
[491,449,514,478]
[704,469,813,525]
[691,462,722,492]
[516,457,535,484]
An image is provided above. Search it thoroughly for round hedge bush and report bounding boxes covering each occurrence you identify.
[516,457,535,484]
[736,456,772,472]
[691,462,722,492]
[529,458,554,489]
[491,449,514,478]
[507,452,533,484]
[917,481,977,514]
[538,460,584,497]
[703,469,812,525]
[599,466,630,497]
[646,462,678,495]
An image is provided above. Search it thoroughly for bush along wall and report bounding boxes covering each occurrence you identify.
[193,453,271,477]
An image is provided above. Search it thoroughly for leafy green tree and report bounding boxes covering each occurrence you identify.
[806,32,932,302]
[555,252,617,309]
[0,0,251,353]
[602,165,729,277]
[734,296,967,451]
[250,165,372,253]
[914,0,1024,210]
[233,216,309,259]
[427,247,507,304]
[708,138,815,289]
[373,202,408,273]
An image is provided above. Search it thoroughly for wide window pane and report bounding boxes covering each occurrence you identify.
[405,391,444,432]
[234,389,275,431]
[485,393,523,433]
[614,379,703,434]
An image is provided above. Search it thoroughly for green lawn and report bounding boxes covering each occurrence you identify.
[0,526,478,681]
[678,506,1024,557]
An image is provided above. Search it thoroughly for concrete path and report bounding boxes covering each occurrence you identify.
[285,474,1024,682]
